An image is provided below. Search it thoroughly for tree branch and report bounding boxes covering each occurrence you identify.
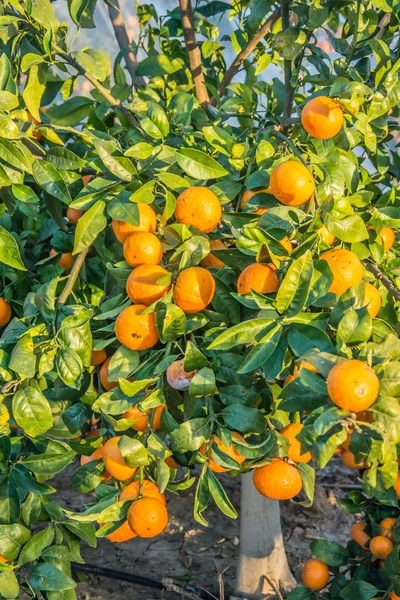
[106,0,145,88]
[179,0,210,109]
[281,0,294,131]
[363,261,400,302]
[210,8,280,106]
[57,248,89,308]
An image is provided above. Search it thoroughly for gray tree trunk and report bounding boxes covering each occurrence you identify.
[235,472,297,599]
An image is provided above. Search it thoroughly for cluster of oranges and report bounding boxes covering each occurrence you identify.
[301,518,400,594]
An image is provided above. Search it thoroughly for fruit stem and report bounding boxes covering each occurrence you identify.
[57,248,89,308]
[268,129,309,168]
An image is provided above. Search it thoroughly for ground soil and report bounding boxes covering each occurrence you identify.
[51,456,360,600]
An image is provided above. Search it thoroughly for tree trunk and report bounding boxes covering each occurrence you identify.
[235,472,296,599]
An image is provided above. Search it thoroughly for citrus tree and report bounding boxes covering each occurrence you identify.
[0,0,399,598]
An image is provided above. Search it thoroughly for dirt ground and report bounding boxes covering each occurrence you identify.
[50,457,360,600]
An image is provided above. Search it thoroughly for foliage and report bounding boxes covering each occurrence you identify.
[0,0,399,597]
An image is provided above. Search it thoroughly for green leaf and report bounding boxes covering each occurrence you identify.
[0,140,32,172]
[9,334,36,378]
[324,214,368,243]
[0,524,31,561]
[339,581,378,600]
[108,346,139,381]
[13,386,53,437]
[73,200,107,254]
[176,148,228,179]
[46,148,86,171]
[106,191,140,225]
[19,526,54,566]
[56,347,83,389]
[0,91,18,111]
[171,418,211,453]
[31,0,59,30]
[135,54,182,77]
[238,323,283,374]
[208,318,275,350]
[33,160,71,205]
[207,471,237,518]
[70,461,106,493]
[74,49,111,81]
[276,251,314,316]
[118,436,149,468]
[222,404,266,434]
[310,539,349,567]
[29,562,76,591]
[0,570,19,598]
[0,226,26,270]
[22,64,46,122]
[337,309,372,346]
[189,368,218,397]
[288,323,335,355]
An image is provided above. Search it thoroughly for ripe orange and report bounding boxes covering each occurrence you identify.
[363,283,381,318]
[370,535,393,559]
[67,207,82,223]
[200,433,246,473]
[379,227,395,251]
[350,521,370,549]
[174,267,216,313]
[380,518,397,542]
[200,239,226,269]
[112,204,157,243]
[341,449,365,470]
[82,174,93,186]
[115,304,159,351]
[320,249,363,296]
[90,348,107,366]
[49,249,74,271]
[105,520,137,543]
[270,161,314,207]
[327,359,380,411]
[301,96,343,140]
[390,593,400,600]
[318,225,335,246]
[293,360,318,378]
[240,187,271,210]
[123,232,163,268]
[237,263,279,295]
[166,359,196,390]
[0,555,7,563]
[120,479,166,504]
[126,264,171,305]
[123,404,165,432]
[80,444,111,481]
[281,424,311,464]
[127,497,168,538]
[283,374,295,386]
[393,473,400,499]
[0,298,12,327]
[275,237,292,260]
[102,437,137,481]
[175,187,222,233]
[302,558,329,591]
[99,356,117,391]
[253,460,302,500]
[165,456,179,469]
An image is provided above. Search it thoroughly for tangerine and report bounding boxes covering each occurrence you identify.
[369,535,393,559]
[123,232,163,268]
[127,497,168,538]
[115,304,159,351]
[363,283,381,318]
[66,207,83,223]
[237,263,279,295]
[120,479,166,504]
[90,349,107,366]
[270,161,314,207]
[123,404,165,432]
[253,460,302,500]
[102,437,137,481]
[327,359,379,411]
[174,267,216,313]
[200,240,226,269]
[341,449,365,470]
[105,520,137,543]
[0,298,12,327]
[80,444,111,481]
[281,423,312,464]
[49,249,74,271]
[302,558,330,591]
[240,187,271,210]
[301,96,343,140]
[166,359,196,390]
[200,433,246,473]
[380,517,397,542]
[126,264,171,305]
[175,187,221,233]
[320,249,363,296]
[112,204,157,243]
[350,521,370,549]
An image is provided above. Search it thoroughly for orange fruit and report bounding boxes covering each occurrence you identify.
[127,497,168,538]
[123,404,165,432]
[363,283,381,318]
[66,207,83,223]
[380,518,397,542]
[80,444,111,481]
[105,520,137,543]
[165,456,179,469]
[237,263,279,295]
[293,360,318,378]
[99,356,133,391]
[115,304,159,351]
[240,187,271,210]
[380,227,395,251]
[341,449,365,470]
[370,535,393,559]
[327,359,379,411]
[302,558,330,591]
[270,161,314,207]
[0,555,7,563]
[102,437,137,481]
[175,187,221,233]
[253,459,302,500]
[283,374,295,386]
[318,225,335,246]
[173,267,216,313]
[120,479,166,504]
[126,264,171,306]
[320,249,363,296]
[200,239,226,269]
[82,174,93,186]
[0,298,12,327]
[200,433,246,473]
[90,349,107,366]
[301,96,344,140]
[112,204,157,243]
[281,423,311,464]
[123,232,163,268]
[350,521,370,549]
[390,594,400,600]
[275,237,292,260]
[166,359,196,390]
[49,249,74,271]
[393,473,400,499]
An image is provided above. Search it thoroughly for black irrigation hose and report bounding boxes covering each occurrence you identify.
[71,562,216,599]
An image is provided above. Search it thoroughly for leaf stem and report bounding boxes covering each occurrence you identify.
[56,248,89,308]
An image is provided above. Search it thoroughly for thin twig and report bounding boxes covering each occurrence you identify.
[262,575,284,600]
[268,129,309,166]
[281,0,294,131]
[377,12,391,38]
[53,44,142,131]
[363,261,400,301]
[179,0,210,109]
[106,0,145,87]
[57,248,89,308]
[211,9,280,105]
